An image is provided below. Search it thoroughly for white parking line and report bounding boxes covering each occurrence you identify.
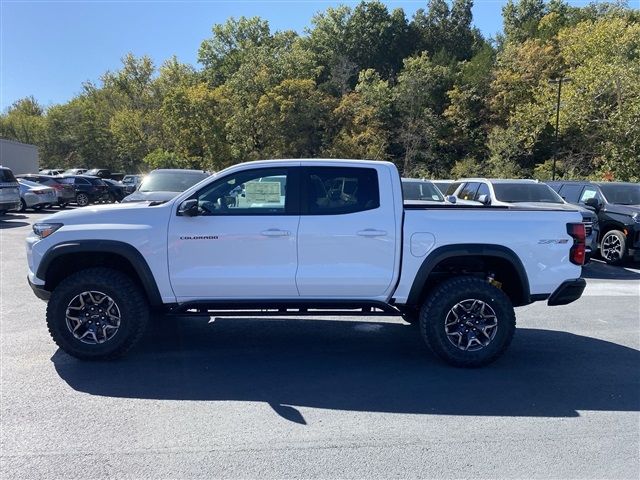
[583,281,640,296]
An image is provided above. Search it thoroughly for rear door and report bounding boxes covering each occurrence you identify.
[296,165,397,298]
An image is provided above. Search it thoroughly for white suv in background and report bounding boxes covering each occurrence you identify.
[446,178,599,259]
[0,166,21,215]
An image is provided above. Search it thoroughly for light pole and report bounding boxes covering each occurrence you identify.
[549,77,571,180]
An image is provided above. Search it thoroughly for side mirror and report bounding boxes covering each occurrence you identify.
[584,197,601,211]
[445,195,457,204]
[477,194,491,205]
[177,199,199,217]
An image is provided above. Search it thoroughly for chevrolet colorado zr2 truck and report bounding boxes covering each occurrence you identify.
[26,160,587,367]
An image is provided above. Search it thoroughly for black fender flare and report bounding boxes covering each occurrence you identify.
[37,240,163,307]
[406,244,531,306]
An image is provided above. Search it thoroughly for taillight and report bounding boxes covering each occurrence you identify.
[567,223,586,265]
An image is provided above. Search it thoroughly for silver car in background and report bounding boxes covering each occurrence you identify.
[17,179,57,211]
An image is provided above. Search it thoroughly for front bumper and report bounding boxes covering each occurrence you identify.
[28,275,50,301]
[548,278,586,306]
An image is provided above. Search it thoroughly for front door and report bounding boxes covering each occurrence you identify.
[168,167,300,300]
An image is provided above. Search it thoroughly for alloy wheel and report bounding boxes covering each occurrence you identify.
[65,291,121,344]
[601,233,622,262]
[444,299,498,351]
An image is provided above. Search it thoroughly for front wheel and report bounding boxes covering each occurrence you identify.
[46,268,149,360]
[76,193,90,207]
[600,230,627,265]
[419,276,516,368]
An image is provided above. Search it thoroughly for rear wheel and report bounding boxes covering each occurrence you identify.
[46,268,149,360]
[76,193,90,207]
[600,230,626,265]
[419,276,516,368]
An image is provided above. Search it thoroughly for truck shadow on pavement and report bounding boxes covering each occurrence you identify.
[582,260,640,280]
[52,318,640,423]
[0,213,29,229]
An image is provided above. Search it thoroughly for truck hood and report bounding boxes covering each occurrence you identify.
[122,191,180,203]
[38,202,168,225]
[605,203,640,216]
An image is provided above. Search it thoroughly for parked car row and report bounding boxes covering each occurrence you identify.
[402,176,639,266]
[0,165,211,213]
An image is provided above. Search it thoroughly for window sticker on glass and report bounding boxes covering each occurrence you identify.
[245,181,281,203]
[581,188,597,201]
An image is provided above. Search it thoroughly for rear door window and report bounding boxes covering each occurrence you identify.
[302,167,380,215]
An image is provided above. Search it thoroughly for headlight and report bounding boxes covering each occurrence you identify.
[633,213,640,224]
[32,223,63,239]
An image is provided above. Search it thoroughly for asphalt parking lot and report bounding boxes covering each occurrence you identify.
[1,209,639,479]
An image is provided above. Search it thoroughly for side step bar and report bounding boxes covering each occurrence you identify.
[167,300,402,317]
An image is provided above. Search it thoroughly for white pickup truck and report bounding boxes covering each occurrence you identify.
[26,159,587,367]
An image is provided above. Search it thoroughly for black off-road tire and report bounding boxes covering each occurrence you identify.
[401,310,420,325]
[46,268,149,360]
[600,230,627,266]
[419,276,516,368]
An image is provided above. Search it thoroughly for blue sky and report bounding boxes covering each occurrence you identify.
[0,0,599,110]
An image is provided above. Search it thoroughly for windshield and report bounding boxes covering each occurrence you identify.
[599,184,640,205]
[402,181,444,201]
[85,169,102,176]
[122,176,138,184]
[493,183,564,203]
[139,171,208,193]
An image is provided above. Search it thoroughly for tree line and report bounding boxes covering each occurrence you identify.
[1,0,639,181]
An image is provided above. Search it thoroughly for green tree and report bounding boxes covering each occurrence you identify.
[255,79,334,158]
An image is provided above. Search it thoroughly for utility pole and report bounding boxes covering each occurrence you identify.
[549,77,571,180]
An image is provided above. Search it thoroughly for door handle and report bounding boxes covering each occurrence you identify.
[357,229,387,237]
[261,229,290,237]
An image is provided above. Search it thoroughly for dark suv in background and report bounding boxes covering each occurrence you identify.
[548,181,640,265]
[58,175,109,206]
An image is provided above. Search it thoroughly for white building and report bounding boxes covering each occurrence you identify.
[0,138,39,175]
